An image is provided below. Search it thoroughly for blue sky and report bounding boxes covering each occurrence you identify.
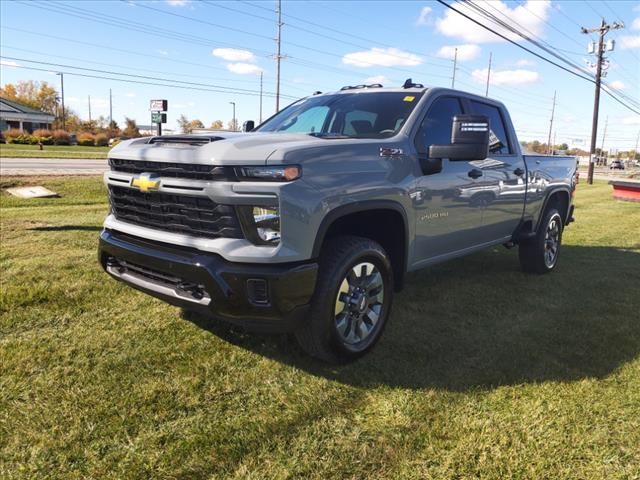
[1,0,639,149]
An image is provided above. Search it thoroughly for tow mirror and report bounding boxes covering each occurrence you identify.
[242,120,255,132]
[428,114,489,161]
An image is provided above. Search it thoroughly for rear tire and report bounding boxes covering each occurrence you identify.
[519,207,564,274]
[295,235,393,363]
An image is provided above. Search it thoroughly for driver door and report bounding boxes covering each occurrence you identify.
[411,96,487,265]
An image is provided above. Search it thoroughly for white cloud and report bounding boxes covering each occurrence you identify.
[157,50,169,56]
[622,116,640,125]
[365,75,389,84]
[472,68,540,85]
[416,6,432,26]
[123,92,136,98]
[227,63,264,75]
[0,60,19,67]
[619,35,640,49]
[342,47,422,68]
[632,17,640,30]
[515,59,535,67]
[436,44,480,61]
[436,0,550,43]
[212,48,255,62]
[166,0,190,6]
[609,80,626,90]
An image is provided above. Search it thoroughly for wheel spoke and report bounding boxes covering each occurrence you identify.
[335,312,349,337]
[366,305,381,325]
[356,319,371,341]
[362,271,382,290]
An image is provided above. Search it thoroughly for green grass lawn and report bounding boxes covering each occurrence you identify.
[1,178,639,479]
[0,143,110,159]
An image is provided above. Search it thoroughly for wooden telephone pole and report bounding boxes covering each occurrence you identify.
[581,19,624,184]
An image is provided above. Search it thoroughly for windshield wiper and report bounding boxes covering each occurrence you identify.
[307,132,351,139]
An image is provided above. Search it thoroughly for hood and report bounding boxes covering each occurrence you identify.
[108,131,392,165]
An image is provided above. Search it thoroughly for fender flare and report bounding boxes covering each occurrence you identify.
[536,187,571,230]
[311,200,410,267]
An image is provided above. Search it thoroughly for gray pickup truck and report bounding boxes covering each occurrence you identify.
[99,81,577,361]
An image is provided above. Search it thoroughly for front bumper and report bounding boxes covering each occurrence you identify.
[98,229,317,332]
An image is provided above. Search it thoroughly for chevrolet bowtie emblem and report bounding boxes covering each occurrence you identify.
[131,173,160,192]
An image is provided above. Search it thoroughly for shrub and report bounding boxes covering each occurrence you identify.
[52,129,71,145]
[4,129,24,143]
[33,129,54,145]
[94,133,109,146]
[77,133,95,146]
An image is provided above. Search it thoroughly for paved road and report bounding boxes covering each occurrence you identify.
[1,158,108,176]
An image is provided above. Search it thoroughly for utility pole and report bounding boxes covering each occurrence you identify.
[634,130,640,161]
[57,72,65,130]
[547,90,556,154]
[259,71,263,123]
[229,101,236,131]
[109,88,113,127]
[582,18,624,184]
[88,95,92,123]
[274,0,283,112]
[485,52,492,97]
[451,47,458,89]
[600,115,608,162]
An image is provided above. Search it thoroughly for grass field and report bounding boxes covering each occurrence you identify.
[1,177,639,479]
[0,143,110,159]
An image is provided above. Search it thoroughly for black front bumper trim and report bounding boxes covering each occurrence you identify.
[98,229,317,332]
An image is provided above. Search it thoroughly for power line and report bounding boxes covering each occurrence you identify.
[436,0,640,116]
[1,56,299,100]
[3,63,298,100]
[0,27,309,92]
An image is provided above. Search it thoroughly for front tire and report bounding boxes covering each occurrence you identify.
[295,235,393,362]
[519,207,564,274]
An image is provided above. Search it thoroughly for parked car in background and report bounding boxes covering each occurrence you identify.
[99,82,578,362]
[609,160,625,170]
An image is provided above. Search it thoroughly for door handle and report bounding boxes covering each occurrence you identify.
[514,167,525,176]
[468,169,482,179]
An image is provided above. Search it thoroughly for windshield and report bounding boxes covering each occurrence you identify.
[256,92,424,138]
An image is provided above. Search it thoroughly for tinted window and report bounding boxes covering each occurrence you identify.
[417,96,463,154]
[278,105,329,133]
[470,101,511,154]
[257,92,424,138]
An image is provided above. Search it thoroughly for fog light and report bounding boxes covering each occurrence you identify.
[238,206,280,245]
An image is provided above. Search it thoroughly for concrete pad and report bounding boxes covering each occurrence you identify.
[6,186,59,198]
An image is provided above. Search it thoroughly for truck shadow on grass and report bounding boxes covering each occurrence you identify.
[185,245,640,391]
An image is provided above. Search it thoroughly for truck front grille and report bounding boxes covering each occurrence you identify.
[109,158,237,181]
[108,185,243,239]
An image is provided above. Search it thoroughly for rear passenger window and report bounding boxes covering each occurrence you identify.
[416,96,463,155]
[469,101,511,154]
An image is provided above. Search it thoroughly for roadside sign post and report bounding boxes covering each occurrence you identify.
[150,99,168,136]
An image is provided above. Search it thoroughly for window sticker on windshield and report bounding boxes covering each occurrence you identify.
[403,96,415,102]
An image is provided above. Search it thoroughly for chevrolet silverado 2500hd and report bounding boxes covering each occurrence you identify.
[99,82,577,361]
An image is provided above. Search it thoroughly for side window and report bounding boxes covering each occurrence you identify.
[469,101,511,154]
[277,105,329,133]
[416,96,463,155]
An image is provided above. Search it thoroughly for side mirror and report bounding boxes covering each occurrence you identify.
[242,120,255,132]
[428,114,489,161]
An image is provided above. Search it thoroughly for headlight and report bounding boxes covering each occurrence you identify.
[237,206,280,245]
[236,165,301,181]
